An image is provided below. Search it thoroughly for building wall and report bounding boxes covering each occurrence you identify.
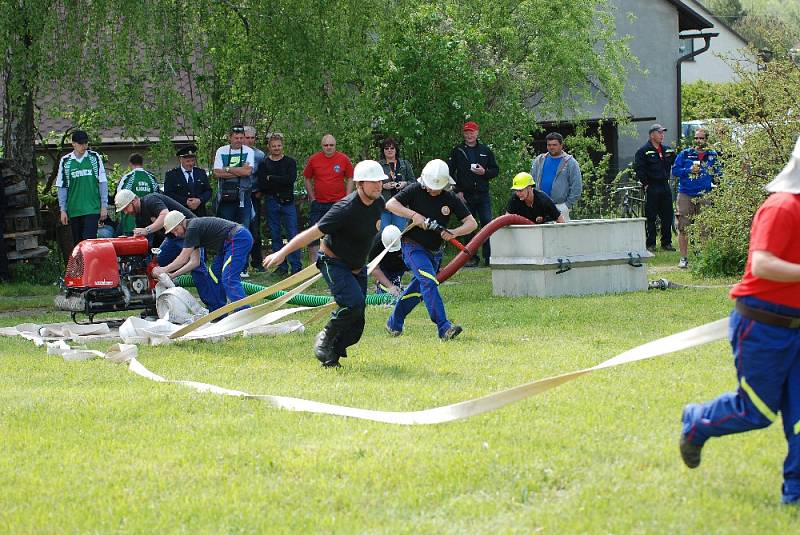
[608,0,683,171]
[681,0,755,84]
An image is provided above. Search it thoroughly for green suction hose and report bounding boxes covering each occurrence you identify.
[174,274,394,306]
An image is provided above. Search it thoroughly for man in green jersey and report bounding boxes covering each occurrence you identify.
[56,130,109,244]
[115,153,161,235]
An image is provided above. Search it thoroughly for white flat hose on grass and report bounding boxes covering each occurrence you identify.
[117,318,729,425]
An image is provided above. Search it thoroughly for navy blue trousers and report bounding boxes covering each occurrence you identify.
[317,255,367,355]
[682,296,800,503]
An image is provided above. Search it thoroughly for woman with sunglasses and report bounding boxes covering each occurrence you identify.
[378,137,416,230]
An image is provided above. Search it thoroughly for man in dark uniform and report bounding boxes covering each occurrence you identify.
[447,121,499,267]
[154,212,253,311]
[115,190,224,311]
[634,123,677,252]
[164,145,212,216]
[505,172,564,224]
[385,159,477,340]
[264,159,386,368]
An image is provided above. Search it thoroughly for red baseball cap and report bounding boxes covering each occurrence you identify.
[463,121,479,132]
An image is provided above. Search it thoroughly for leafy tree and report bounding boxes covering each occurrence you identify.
[690,52,800,275]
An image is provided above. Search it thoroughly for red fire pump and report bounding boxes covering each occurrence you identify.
[54,236,159,323]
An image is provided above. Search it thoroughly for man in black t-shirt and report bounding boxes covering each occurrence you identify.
[256,133,301,276]
[264,160,386,368]
[153,213,253,311]
[115,190,225,311]
[368,225,408,296]
[505,172,564,224]
[385,159,477,340]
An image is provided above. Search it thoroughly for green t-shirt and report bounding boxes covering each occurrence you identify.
[117,168,161,234]
[57,151,105,217]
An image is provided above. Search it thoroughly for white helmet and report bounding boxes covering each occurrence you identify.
[114,189,136,210]
[163,210,187,234]
[381,224,402,252]
[353,159,387,182]
[419,159,456,190]
[766,135,800,194]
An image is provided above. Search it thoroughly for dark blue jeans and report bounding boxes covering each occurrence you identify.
[463,192,493,262]
[70,213,100,244]
[266,195,301,272]
[216,193,253,229]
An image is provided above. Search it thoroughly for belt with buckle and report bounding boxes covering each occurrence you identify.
[735,300,800,329]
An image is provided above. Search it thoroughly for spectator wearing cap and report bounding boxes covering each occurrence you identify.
[302,134,354,264]
[529,132,582,222]
[55,130,109,244]
[116,153,161,235]
[164,145,212,216]
[213,125,256,229]
[505,172,564,224]
[447,121,499,267]
[634,123,677,252]
[378,137,415,230]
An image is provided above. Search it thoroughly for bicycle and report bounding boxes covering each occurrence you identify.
[612,185,645,218]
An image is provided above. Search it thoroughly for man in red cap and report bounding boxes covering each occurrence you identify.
[447,121,499,267]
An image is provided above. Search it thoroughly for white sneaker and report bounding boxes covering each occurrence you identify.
[678,257,688,269]
[240,271,250,278]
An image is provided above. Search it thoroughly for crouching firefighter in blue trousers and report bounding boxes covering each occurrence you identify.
[385,159,477,340]
[679,136,800,506]
[153,213,253,311]
[263,160,386,368]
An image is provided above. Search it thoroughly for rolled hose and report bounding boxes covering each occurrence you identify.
[176,213,534,303]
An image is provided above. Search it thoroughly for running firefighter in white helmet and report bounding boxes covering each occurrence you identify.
[264,160,387,368]
[384,159,477,340]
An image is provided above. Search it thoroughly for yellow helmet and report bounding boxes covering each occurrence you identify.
[511,172,534,190]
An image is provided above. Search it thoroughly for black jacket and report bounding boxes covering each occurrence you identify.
[633,142,676,186]
[164,166,212,216]
[447,141,499,195]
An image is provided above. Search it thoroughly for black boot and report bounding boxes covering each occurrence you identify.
[314,327,339,366]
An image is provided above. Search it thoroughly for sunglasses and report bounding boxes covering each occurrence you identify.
[231,127,245,133]
[322,143,335,147]
[694,137,706,140]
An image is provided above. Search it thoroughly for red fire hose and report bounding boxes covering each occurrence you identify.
[437,213,533,283]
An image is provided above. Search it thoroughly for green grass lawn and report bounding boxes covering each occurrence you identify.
[1,251,797,533]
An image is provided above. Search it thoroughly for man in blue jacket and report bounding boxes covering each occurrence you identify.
[671,128,720,269]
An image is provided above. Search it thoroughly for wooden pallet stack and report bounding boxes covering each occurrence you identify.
[2,160,49,261]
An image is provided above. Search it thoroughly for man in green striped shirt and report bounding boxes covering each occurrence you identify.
[56,130,109,244]
[116,153,161,235]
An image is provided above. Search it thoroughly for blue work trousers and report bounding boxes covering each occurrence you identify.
[375,268,406,294]
[209,228,254,310]
[463,192,493,262]
[387,241,452,338]
[318,255,368,355]
[682,296,800,503]
[266,195,302,273]
[157,237,226,311]
[380,210,408,231]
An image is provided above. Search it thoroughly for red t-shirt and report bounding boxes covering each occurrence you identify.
[730,192,800,306]
[302,151,354,203]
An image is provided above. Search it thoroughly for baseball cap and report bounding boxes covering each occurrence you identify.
[649,123,667,134]
[463,121,479,132]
